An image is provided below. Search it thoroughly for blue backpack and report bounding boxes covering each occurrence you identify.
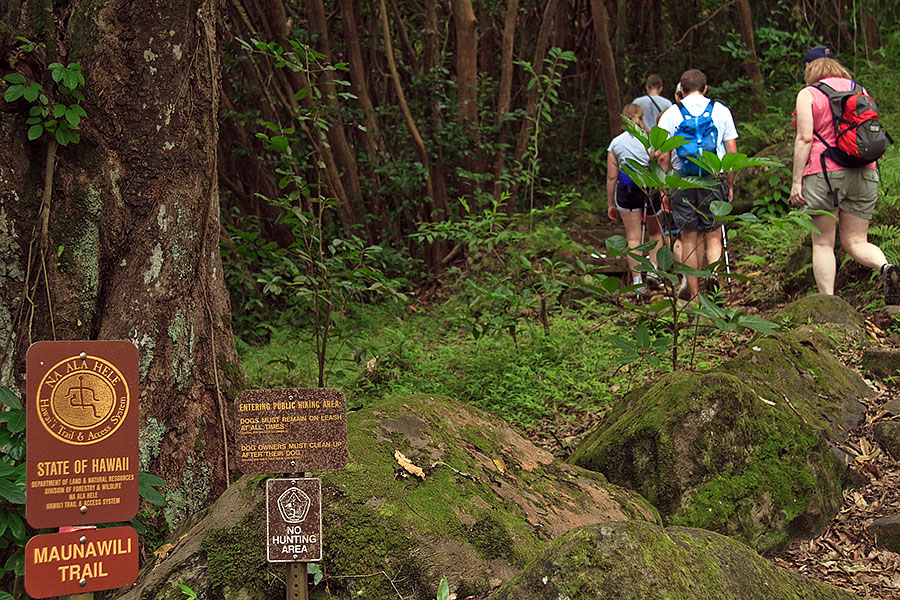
[674,100,718,176]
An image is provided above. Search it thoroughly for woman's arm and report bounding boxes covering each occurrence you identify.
[607,152,619,221]
[790,88,814,208]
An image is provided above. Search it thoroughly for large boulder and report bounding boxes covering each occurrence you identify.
[489,520,859,600]
[570,295,872,552]
[118,394,657,600]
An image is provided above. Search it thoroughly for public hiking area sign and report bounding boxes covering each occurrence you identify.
[25,525,138,598]
[266,478,322,562]
[26,340,139,528]
[236,387,348,473]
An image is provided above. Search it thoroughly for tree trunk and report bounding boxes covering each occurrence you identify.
[306,0,367,231]
[491,0,520,203]
[589,0,622,136]
[507,0,561,214]
[736,0,765,113]
[453,0,479,196]
[0,0,240,524]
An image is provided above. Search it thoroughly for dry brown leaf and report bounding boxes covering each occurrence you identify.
[394,449,426,479]
[154,543,175,560]
[492,457,507,475]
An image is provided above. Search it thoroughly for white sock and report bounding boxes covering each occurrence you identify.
[633,275,643,285]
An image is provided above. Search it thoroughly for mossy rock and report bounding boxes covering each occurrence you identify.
[488,520,859,600]
[873,421,900,459]
[775,294,866,346]
[570,299,872,553]
[861,347,900,380]
[866,515,900,554]
[119,395,657,600]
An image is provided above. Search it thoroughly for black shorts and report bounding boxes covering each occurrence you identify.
[672,182,729,233]
[616,184,663,214]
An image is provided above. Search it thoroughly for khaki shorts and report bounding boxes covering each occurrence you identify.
[801,169,879,220]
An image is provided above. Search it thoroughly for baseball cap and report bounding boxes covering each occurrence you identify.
[804,45,836,63]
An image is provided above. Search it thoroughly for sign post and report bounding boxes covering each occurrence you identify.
[24,341,140,599]
[235,388,348,600]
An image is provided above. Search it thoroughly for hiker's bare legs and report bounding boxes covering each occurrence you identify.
[646,213,664,267]
[681,230,702,297]
[839,210,887,270]
[620,209,644,282]
[705,226,724,270]
[810,213,837,295]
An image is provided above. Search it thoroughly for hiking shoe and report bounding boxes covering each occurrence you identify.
[883,264,900,305]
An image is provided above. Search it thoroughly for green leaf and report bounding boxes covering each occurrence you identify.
[635,325,651,348]
[4,85,25,102]
[6,409,25,433]
[139,472,167,506]
[610,335,638,353]
[53,103,66,118]
[520,255,532,269]
[600,276,621,293]
[65,108,81,127]
[23,82,41,102]
[710,200,733,217]
[27,124,43,140]
[656,246,674,271]
[3,73,26,85]
[659,134,689,153]
[6,512,25,542]
[0,478,25,504]
[0,387,20,410]
[605,235,627,253]
[649,126,669,151]
[72,104,87,117]
[436,576,450,600]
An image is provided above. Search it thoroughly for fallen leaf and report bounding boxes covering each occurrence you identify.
[492,457,507,475]
[394,449,426,479]
[155,543,175,560]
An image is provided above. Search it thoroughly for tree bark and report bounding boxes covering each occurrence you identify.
[589,0,622,136]
[507,0,561,214]
[453,0,479,195]
[306,0,367,229]
[736,0,765,113]
[0,0,240,524]
[490,0,520,203]
[379,0,433,203]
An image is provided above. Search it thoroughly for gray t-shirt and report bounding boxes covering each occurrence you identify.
[608,131,650,171]
[633,94,673,130]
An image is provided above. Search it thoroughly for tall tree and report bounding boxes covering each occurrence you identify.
[0,0,240,524]
[736,0,765,112]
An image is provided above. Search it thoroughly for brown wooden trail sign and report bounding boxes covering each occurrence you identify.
[26,341,139,528]
[236,388,348,473]
[25,525,138,598]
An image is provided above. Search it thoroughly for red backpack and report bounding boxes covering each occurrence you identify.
[810,80,892,205]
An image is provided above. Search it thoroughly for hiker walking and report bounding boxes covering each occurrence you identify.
[789,45,899,304]
[633,74,673,131]
[657,69,738,299]
[607,103,665,292]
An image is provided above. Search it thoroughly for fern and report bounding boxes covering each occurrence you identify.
[869,224,900,265]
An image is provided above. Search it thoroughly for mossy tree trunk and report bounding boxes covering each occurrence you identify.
[0,0,240,524]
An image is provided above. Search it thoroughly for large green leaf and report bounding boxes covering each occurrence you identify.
[0,478,25,504]
[0,388,20,410]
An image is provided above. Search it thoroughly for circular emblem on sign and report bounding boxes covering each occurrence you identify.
[37,355,129,445]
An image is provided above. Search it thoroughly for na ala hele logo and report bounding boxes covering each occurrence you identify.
[37,354,130,445]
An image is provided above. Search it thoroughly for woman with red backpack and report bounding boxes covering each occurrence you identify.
[789,45,899,304]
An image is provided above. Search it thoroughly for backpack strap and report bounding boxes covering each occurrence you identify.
[648,95,662,112]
